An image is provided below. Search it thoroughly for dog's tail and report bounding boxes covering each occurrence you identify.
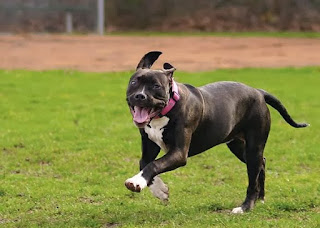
[258,89,309,128]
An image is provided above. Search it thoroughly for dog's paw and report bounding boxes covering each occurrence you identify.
[231,207,244,214]
[125,171,147,192]
[149,176,169,201]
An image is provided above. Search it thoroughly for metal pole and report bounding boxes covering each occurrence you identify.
[97,0,105,35]
[65,12,73,34]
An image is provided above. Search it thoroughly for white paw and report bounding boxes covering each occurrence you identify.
[125,171,148,192]
[231,207,244,214]
[149,176,169,201]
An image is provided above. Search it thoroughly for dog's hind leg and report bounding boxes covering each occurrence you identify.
[231,104,270,213]
[227,137,246,163]
[232,118,270,214]
[227,137,266,203]
[231,139,266,213]
[258,157,266,202]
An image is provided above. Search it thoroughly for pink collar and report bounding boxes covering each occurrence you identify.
[158,79,180,117]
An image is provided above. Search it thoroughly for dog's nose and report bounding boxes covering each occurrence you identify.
[134,93,146,101]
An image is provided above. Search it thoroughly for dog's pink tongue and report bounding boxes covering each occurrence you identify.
[133,106,149,123]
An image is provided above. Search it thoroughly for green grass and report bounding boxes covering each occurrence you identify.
[0,67,319,227]
[108,31,320,38]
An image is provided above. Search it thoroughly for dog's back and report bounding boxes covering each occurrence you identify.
[187,81,267,156]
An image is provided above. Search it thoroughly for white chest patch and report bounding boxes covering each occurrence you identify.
[144,116,170,152]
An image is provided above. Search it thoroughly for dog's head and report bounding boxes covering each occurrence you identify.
[126,51,176,128]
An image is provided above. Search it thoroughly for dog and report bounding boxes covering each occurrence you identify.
[125,51,308,213]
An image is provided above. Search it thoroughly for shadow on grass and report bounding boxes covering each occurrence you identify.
[273,200,317,212]
[104,199,238,227]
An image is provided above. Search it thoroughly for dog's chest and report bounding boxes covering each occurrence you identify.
[144,117,169,151]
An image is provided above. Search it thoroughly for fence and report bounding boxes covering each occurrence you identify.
[0,0,320,33]
[0,0,104,34]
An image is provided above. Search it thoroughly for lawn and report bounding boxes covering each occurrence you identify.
[0,67,319,227]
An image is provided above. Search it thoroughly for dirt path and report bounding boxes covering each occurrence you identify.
[0,35,319,72]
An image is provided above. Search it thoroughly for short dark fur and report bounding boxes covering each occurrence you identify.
[126,51,308,212]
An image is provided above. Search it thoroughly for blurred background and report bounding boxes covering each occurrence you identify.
[1,0,320,34]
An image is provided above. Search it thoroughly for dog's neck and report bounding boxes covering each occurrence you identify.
[157,79,180,118]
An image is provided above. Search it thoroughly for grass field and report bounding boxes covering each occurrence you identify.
[0,67,319,227]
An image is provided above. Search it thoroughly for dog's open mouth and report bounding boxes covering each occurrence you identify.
[130,106,159,128]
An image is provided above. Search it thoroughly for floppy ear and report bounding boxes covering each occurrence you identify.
[163,62,176,80]
[136,51,162,70]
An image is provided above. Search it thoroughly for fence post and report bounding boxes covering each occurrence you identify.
[65,12,73,33]
[97,0,105,35]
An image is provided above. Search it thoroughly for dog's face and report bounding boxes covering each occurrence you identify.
[126,51,175,128]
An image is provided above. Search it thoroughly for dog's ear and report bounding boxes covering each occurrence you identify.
[163,62,174,70]
[163,62,176,80]
[136,51,162,70]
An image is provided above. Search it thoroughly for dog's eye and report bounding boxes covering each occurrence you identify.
[153,84,161,89]
[131,80,136,85]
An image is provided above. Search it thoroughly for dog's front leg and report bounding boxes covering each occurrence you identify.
[139,135,169,201]
[125,149,187,192]
[148,176,169,201]
[125,133,160,193]
[125,130,191,195]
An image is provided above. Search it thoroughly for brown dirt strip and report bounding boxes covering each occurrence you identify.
[0,34,319,72]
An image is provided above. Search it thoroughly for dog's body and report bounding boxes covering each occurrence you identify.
[125,51,308,213]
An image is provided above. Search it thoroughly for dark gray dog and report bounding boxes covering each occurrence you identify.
[125,51,308,213]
